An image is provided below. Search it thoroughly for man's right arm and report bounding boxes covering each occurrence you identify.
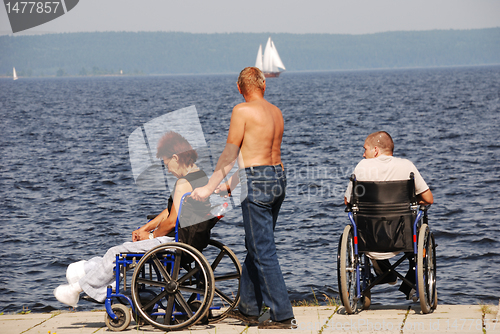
[417,189,433,205]
[207,143,240,190]
[411,162,433,205]
[203,103,247,193]
[191,105,246,201]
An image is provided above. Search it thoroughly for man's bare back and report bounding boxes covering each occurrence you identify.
[190,67,284,201]
[230,96,284,169]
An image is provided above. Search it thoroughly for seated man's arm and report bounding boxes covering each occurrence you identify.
[133,179,191,241]
[133,207,170,241]
[417,189,433,205]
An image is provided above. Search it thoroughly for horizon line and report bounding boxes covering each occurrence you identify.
[1,26,500,37]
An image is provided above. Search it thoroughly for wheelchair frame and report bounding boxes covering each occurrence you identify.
[102,192,242,331]
[337,176,437,314]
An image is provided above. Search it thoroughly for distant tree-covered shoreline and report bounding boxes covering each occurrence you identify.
[1,29,499,77]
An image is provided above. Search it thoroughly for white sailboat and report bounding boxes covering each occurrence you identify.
[255,37,286,78]
[13,67,18,80]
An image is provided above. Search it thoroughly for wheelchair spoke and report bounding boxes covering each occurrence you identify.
[171,251,182,281]
[174,291,193,318]
[142,290,168,312]
[135,277,166,288]
[214,271,240,281]
[152,256,172,281]
[210,249,226,270]
[178,286,206,295]
[164,294,175,325]
[177,266,201,285]
[214,287,234,305]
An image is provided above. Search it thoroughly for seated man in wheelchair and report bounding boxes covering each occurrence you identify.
[344,131,433,300]
[54,131,217,308]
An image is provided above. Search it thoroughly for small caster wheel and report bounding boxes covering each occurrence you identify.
[362,290,371,310]
[105,304,131,331]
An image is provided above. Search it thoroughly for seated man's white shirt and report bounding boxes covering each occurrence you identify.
[344,155,429,260]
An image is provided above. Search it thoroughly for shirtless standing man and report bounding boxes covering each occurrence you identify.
[191,67,295,329]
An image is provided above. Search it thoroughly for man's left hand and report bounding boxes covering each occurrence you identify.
[132,229,148,242]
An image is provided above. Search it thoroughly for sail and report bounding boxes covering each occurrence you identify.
[261,37,285,75]
[270,41,286,71]
[255,44,263,70]
[13,67,18,80]
[262,37,273,73]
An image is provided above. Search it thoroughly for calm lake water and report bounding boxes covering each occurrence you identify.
[1,66,499,313]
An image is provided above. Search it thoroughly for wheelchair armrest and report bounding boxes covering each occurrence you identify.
[147,214,159,220]
[419,204,431,212]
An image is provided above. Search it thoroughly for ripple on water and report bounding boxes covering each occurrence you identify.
[1,67,500,312]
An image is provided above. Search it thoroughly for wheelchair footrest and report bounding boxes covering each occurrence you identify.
[82,295,104,304]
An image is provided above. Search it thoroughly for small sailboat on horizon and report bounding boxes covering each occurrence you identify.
[13,67,18,80]
[255,37,286,78]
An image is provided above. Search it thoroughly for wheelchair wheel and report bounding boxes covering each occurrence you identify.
[417,224,437,313]
[204,239,242,322]
[132,290,158,325]
[104,303,131,332]
[131,243,215,331]
[337,225,358,314]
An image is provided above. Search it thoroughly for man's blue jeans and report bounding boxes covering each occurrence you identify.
[238,164,294,322]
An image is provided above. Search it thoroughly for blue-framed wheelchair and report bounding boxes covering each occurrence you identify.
[337,174,437,314]
[100,192,242,331]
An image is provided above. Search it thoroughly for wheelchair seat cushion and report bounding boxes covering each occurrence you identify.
[356,213,414,252]
[176,215,218,253]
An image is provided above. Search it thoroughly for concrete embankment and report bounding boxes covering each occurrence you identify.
[2,304,499,334]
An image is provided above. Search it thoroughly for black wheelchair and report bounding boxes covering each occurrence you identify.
[100,192,242,331]
[337,174,437,314]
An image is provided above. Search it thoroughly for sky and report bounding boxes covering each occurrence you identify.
[1,0,500,36]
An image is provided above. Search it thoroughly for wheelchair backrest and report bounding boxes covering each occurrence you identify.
[175,192,220,253]
[351,174,417,211]
[350,174,417,253]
